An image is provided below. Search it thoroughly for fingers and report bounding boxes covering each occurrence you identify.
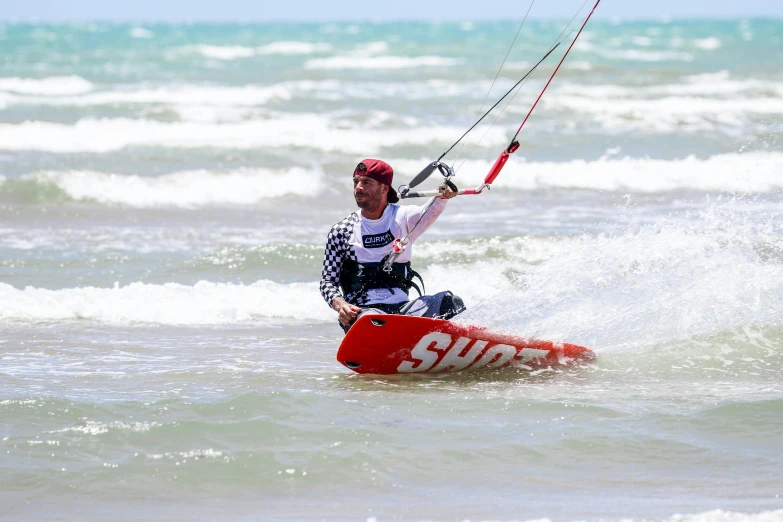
[338,309,352,326]
[344,305,360,319]
[437,185,457,199]
[338,304,361,326]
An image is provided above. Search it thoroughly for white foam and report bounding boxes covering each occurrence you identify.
[28,166,324,207]
[170,105,255,123]
[575,97,778,131]
[496,74,783,132]
[694,37,722,50]
[6,73,778,118]
[1,79,494,110]
[513,78,783,132]
[504,61,531,70]
[685,510,783,522]
[175,41,332,60]
[661,510,783,522]
[632,36,653,47]
[525,510,783,522]
[351,41,389,56]
[414,236,562,265]
[3,197,782,341]
[508,58,592,72]
[0,76,94,95]
[0,256,558,325]
[602,48,695,62]
[255,41,332,55]
[130,27,153,39]
[0,226,278,253]
[456,200,783,348]
[54,421,160,435]
[183,45,256,60]
[0,280,335,324]
[0,115,506,154]
[672,70,781,95]
[148,449,229,462]
[43,84,292,107]
[391,152,783,194]
[565,60,592,71]
[550,95,783,131]
[581,45,695,62]
[304,55,461,70]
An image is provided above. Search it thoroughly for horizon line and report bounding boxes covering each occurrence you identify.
[2,14,782,24]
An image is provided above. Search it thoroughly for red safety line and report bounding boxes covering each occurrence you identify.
[512,0,601,140]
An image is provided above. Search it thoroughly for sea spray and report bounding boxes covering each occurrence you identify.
[457,197,783,350]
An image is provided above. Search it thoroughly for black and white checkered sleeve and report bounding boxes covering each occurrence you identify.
[319,214,357,307]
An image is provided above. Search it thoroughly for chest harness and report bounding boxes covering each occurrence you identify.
[339,258,425,304]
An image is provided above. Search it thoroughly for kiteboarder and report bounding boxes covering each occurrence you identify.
[320,159,465,332]
[320,0,601,334]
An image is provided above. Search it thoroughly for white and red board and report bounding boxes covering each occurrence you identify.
[336,314,594,375]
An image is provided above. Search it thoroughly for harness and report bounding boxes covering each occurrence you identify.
[340,259,425,303]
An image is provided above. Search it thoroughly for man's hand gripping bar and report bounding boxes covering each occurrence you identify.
[399,141,520,199]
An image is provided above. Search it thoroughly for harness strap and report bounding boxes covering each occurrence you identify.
[340,259,425,303]
[407,267,425,297]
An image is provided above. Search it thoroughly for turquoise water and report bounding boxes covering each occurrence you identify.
[1,17,782,521]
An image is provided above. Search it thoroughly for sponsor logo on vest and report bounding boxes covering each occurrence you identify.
[362,230,395,249]
[397,332,550,373]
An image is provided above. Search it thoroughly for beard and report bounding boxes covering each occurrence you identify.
[354,187,383,211]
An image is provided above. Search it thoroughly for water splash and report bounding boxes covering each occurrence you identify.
[458,196,783,351]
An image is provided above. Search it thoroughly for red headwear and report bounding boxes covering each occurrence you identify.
[354,159,399,203]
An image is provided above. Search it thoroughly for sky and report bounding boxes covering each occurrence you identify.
[1,0,782,22]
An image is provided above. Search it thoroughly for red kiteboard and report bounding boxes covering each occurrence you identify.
[336,314,594,375]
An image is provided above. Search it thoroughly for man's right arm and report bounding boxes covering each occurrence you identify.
[320,225,361,326]
[320,226,344,305]
[331,296,361,327]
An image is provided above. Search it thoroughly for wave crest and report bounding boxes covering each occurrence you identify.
[0,167,325,207]
[0,280,334,324]
[392,152,783,194]
[0,75,94,95]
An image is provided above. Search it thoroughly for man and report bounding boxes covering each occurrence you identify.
[320,159,465,332]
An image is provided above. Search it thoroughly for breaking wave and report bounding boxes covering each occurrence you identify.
[0,75,94,95]
[174,41,333,60]
[2,70,778,136]
[457,199,783,350]
[3,198,781,338]
[0,166,325,207]
[392,152,783,194]
[0,280,334,324]
[304,55,462,70]
[3,153,779,209]
[0,115,506,153]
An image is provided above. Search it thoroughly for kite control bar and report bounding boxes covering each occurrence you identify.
[397,0,601,200]
[400,141,519,199]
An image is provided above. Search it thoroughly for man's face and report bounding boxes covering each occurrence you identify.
[353,175,388,210]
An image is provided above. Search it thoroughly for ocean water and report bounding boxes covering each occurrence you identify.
[1,16,782,522]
